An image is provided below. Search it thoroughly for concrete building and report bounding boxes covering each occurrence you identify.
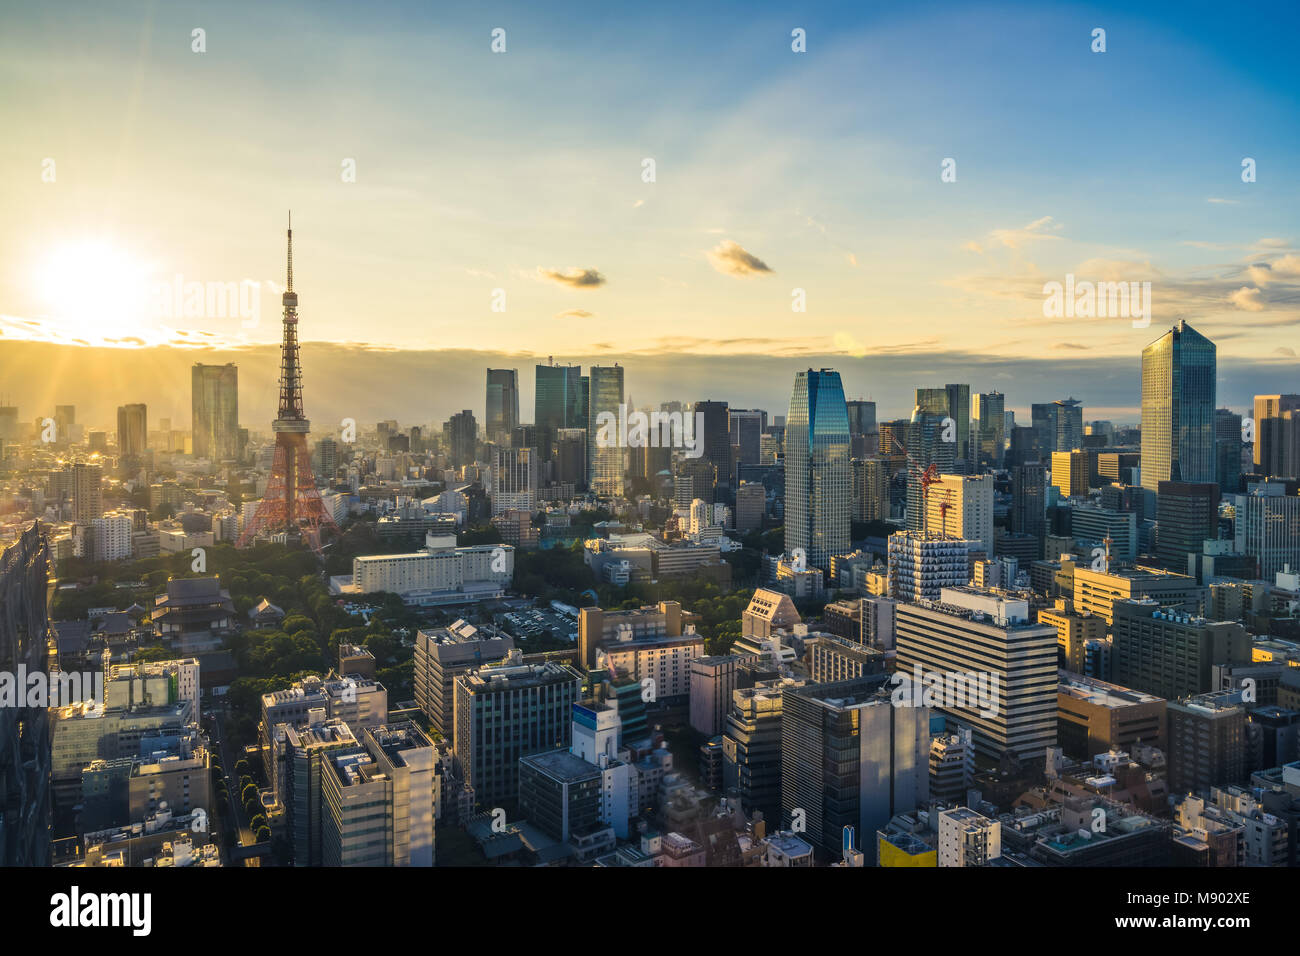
[887,532,970,603]
[689,655,741,738]
[925,474,994,558]
[1111,600,1250,700]
[1056,670,1167,760]
[894,587,1058,763]
[413,620,514,736]
[453,658,583,809]
[1168,692,1246,795]
[938,807,1002,867]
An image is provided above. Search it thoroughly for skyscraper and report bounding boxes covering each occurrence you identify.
[974,391,1005,467]
[785,369,850,572]
[1032,398,1084,455]
[905,406,954,531]
[1214,408,1243,495]
[445,410,477,467]
[192,363,239,461]
[485,368,520,443]
[694,400,732,491]
[535,361,583,459]
[116,403,148,459]
[1253,394,1300,480]
[587,364,625,497]
[1141,321,1217,491]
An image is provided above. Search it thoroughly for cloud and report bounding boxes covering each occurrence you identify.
[1275,346,1297,357]
[1230,286,1266,311]
[706,239,773,278]
[1206,197,1238,204]
[988,216,1063,249]
[1255,238,1291,249]
[536,267,606,288]
[1054,342,1089,350]
[555,309,593,319]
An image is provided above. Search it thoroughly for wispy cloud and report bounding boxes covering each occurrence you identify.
[705,239,773,278]
[536,267,606,288]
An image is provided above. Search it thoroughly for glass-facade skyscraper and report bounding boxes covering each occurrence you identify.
[587,364,625,497]
[534,362,583,459]
[784,368,850,571]
[1141,321,1217,491]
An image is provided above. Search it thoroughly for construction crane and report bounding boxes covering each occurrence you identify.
[888,432,944,535]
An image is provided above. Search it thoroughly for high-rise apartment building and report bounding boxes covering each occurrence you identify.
[851,457,889,523]
[71,462,103,524]
[485,368,520,443]
[784,369,851,571]
[192,363,239,461]
[1141,321,1217,491]
[1051,450,1090,499]
[444,410,477,467]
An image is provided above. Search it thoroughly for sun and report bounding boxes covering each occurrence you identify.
[33,238,157,343]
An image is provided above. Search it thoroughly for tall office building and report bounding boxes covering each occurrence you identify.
[587,364,625,497]
[54,405,75,445]
[784,369,851,571]
[780,675,930,856]
[116,403,148,459]
[846,400,877,457]
[925,474,994,557]
[1155,481,1219,571]
[1214,408,1244,495]
[0,524,53,865]
[694,400,732,492]
[894,587,1059,763]
[1051,449,1090,499]
[444,410,477,467]
[1253,394,1300,480]
[535,361,584,460]
[1011,463,1047,549]
[454,659,584,808]
[974,391,1005,467]
[485,368,520,443]
[729,408,765,471]
[1032,399,1084,456]
[1233,480,1300,580]
[1141,321,1217,491]
[492,446,538,515]
[192,363,239,461]
[905,406,955,531]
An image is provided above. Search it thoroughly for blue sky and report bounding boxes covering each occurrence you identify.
[1,0,1297,420]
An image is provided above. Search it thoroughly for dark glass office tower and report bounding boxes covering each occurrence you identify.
[694,400,732,491]
[534,362,583,459]
[785,369,850,571]
[1141,321,1217,491]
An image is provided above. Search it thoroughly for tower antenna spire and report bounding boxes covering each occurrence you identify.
[286,210,294,292]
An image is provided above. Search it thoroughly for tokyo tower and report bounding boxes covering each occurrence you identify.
[237,215,338,552]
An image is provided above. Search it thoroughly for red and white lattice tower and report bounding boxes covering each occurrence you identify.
[237,214,338,552]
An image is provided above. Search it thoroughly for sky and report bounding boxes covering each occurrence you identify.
[1,0,1298,424]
